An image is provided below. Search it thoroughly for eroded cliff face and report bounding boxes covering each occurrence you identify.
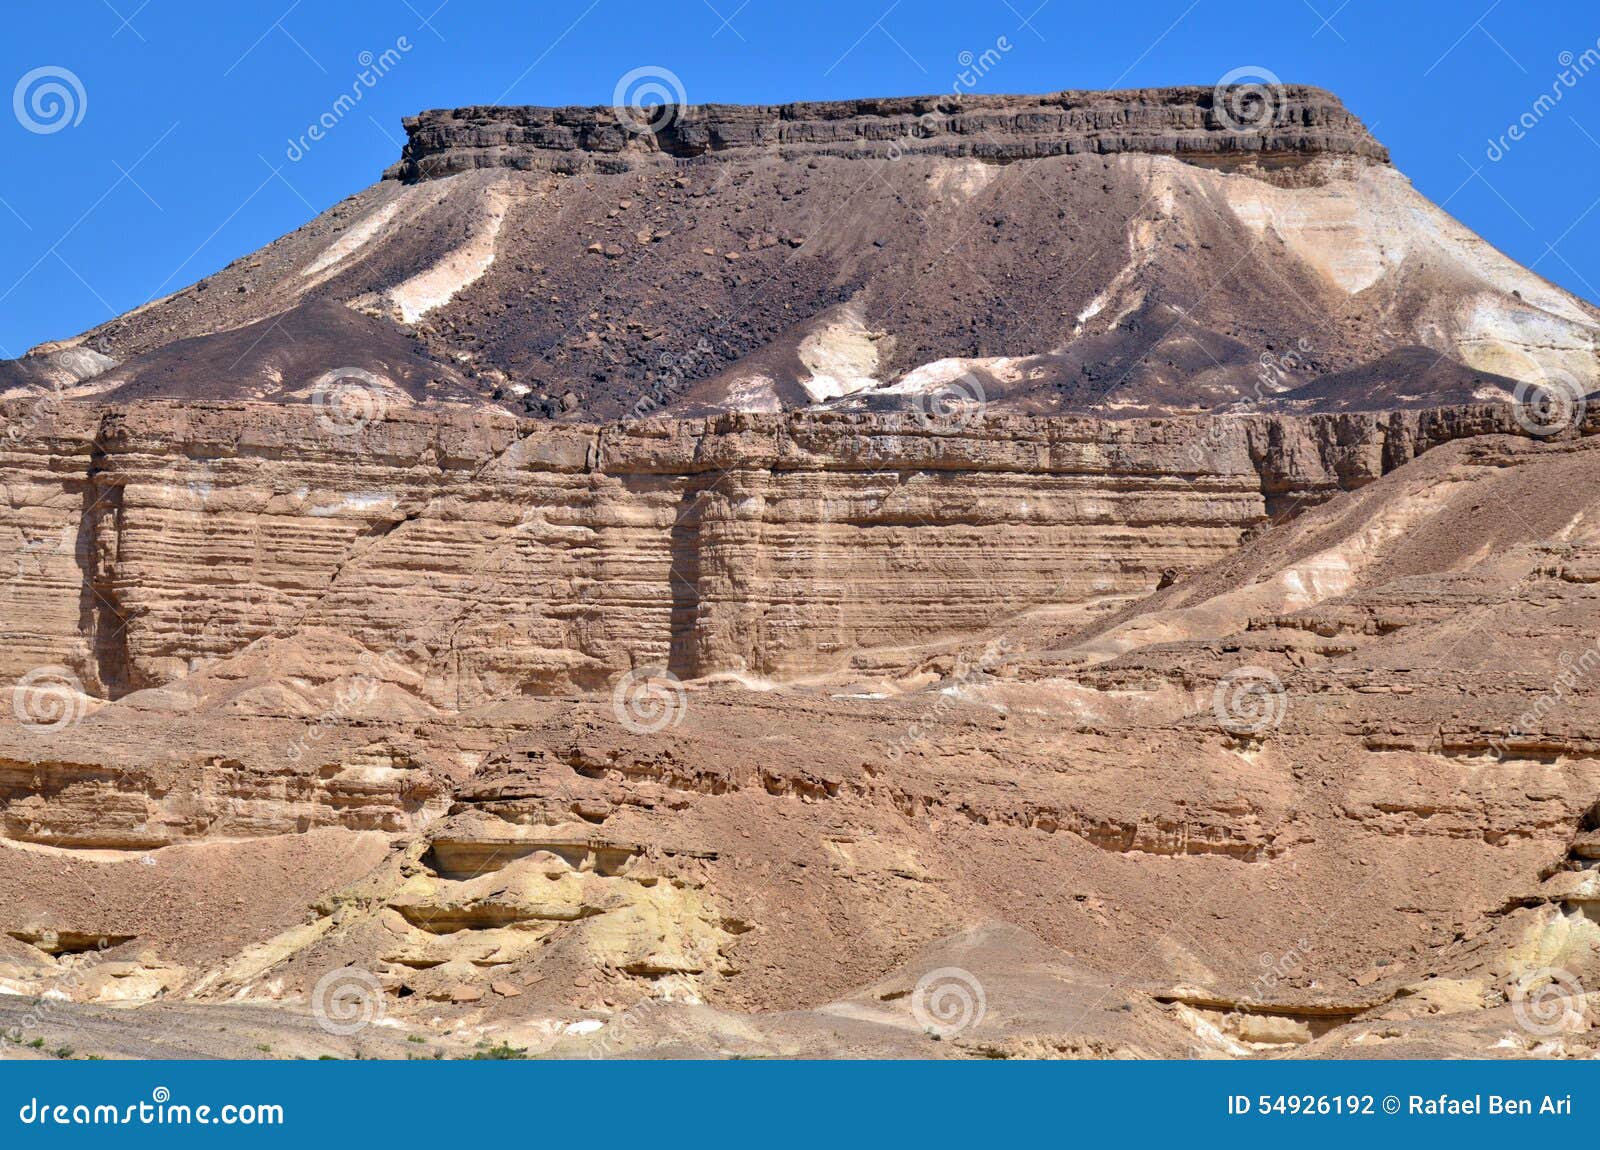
[1,399,1599,1058]
[0,400,1553,703]
[387,86,1390,179]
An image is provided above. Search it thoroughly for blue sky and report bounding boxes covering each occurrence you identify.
[1,0,1597,356]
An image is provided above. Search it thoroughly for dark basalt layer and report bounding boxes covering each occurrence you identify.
[386,85,1389,180]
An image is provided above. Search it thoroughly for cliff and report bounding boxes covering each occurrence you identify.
[3,399,1599,1056]
[385,85,1390,179]
[0,400,1573,705]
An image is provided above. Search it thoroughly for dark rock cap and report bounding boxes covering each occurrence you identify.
[386,86,1389,181]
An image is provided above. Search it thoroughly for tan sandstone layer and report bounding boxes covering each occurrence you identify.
[0,400,1560,700]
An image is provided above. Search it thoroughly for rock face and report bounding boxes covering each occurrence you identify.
[1,400,1599,1057]
[0,750,444,850]
[387,86,1390,179]
[1,86,1599,1060]
[0,399,1556,700]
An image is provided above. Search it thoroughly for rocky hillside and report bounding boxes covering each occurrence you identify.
[4,87,1593,422]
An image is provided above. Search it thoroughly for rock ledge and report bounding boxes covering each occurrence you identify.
[386,85,1389,179]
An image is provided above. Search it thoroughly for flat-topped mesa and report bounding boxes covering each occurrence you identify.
[384,85,1389,180]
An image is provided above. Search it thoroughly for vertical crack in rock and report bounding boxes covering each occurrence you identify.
[667,484,710,679]
[75,440,132,699]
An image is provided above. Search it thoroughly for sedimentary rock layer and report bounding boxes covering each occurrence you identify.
[0,400,1580,703]
[388,86,1390,179]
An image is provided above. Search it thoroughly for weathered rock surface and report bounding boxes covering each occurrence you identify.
[0,398,1597,1058]
[1,85,1598,1061]
[7,89,1590,425]
[387,86,1391,179]
[1,400,1569,699]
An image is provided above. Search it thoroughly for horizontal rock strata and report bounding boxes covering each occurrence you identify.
[387,86,1389,179]
[0,748,445,848]
[0,401,1580,704]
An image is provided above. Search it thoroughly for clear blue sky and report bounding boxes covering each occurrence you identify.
[1,0,1597,356]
